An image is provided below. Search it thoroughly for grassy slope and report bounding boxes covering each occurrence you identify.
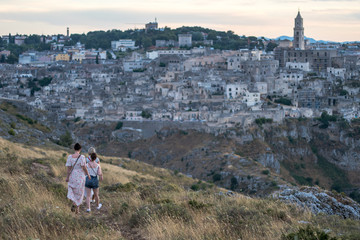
[1,138,360,240]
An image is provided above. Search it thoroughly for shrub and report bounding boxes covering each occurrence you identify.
[141,110,152,119]
[292,174,313,186]
[282,225,337,240]
[16,114,34,124]
[212,173,222,182]
[230,176,238,190]
[255,118,273,126]
[188,200,208,209]
[191,181,211,191]
[275,97,292,106]
[317,112,337,129]
[340,89,348,96]
[262,170,270,175]
[191,184,200,191]
[10,122,16,129]
[8,129,15,136]
[115,121,123,130]
[133,68,147,72]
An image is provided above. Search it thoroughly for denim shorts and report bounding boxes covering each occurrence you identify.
[85,176,99,189]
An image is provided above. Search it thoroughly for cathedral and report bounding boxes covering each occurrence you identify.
[274,11,337,72]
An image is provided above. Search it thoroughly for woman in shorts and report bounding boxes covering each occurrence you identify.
[85,152,103,212]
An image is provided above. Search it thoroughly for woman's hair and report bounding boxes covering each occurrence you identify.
[88,147,96,154]
[90,153,97,161]
[74,143,82,151]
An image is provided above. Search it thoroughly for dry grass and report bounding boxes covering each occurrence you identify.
[1,138,360,240]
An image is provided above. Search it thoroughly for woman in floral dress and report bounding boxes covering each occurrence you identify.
[66,143,90,214]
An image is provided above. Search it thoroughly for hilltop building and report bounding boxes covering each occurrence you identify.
[145,19,158,32]
[178,34,192,47]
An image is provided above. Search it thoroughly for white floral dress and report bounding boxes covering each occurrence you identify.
[66,154,86,206]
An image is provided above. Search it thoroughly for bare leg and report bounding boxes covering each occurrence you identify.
[85,187,91,210]
[75,205,80,214]
[93,188,100,207]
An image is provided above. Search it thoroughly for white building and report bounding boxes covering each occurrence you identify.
[244,91,261,107]
[225,84,248,99]
[111,39,137,51]
[254,82,268,95]
[327,67,346,79]
[146,51,159,60]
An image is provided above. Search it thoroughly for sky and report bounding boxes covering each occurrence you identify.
[0,0,359,42]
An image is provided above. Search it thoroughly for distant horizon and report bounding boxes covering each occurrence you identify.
[1,0,359,42]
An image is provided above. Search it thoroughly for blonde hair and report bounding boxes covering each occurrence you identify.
[88,147,96,154]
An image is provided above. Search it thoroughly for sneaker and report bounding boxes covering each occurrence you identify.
[91,200,95,203]
[96,203,102,210]
[86,209,91,212]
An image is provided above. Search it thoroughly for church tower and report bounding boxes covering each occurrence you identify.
[293,11,305,50]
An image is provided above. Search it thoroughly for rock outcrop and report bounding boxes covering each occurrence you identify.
[273,186,360,219]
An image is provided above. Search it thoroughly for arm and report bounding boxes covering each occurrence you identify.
[80,156,91,180]
[66,166,71,182]
[98,165,103,181]
[82,165,91,180]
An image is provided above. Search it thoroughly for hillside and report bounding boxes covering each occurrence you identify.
[1,138,360,240]
[1,99,360,238]
[88,118,360,203]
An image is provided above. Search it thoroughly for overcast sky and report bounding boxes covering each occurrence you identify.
[0,0,359,42]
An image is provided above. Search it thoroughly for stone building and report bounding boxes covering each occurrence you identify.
[293,11,305,50]
[178,34,192,47]
[274,11,338,72]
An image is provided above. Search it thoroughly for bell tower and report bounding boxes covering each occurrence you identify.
[293,11,305,50]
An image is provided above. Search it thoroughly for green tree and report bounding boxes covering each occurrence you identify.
[6,54,18,64]
[266,42,278,52]
[115,121,123,130]
[106,51,113,60]
[58,131,73,148]
[141,110,152,119]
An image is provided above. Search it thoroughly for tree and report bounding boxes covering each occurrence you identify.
[6,54,18,64]
[192,32,203,41]
[142,36,152,49]
[115,121,123,130]
[0,55,5,63]
[266,42,278,52]
[141,110,152,119]
[106,51,112,60]
[96,53,99,64]
[58,131,73,148]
